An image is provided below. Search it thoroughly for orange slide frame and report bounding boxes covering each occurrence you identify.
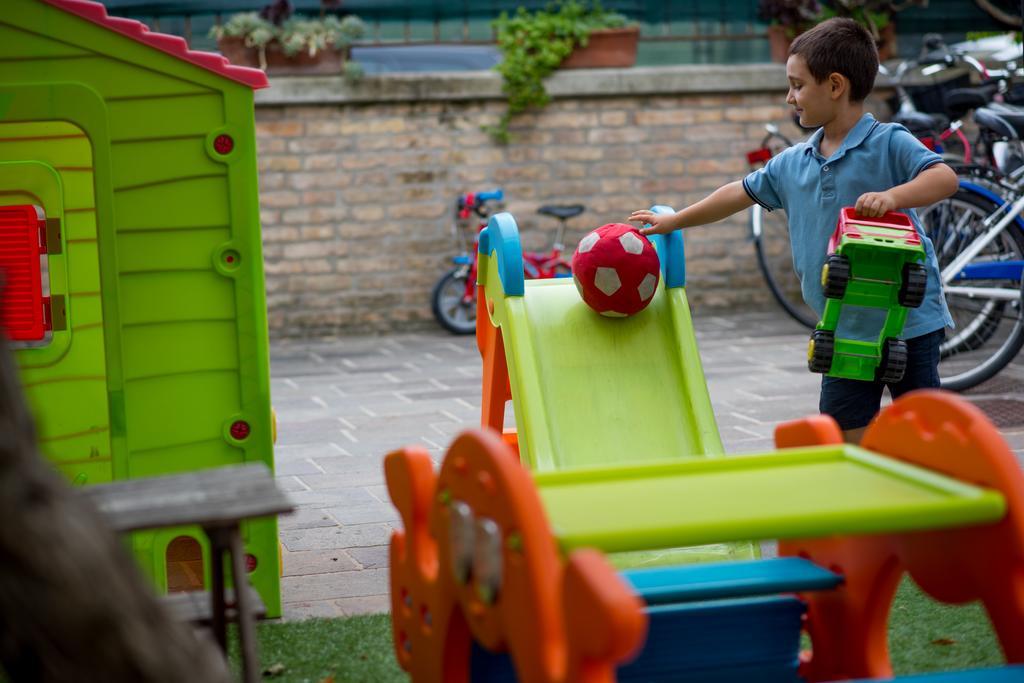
[386,428,646,683]
[388,390,1024,683]
[777,390,1024,681]
[476,284,518,452]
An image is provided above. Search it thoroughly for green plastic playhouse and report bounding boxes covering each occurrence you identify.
[1,0,281,615]
[809,208,928,383]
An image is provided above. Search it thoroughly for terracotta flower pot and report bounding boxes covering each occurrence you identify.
[216,37,347,75]
[764,22,893,64]
[876,22,896,62]
[560,26,640,69]
[217,36,259,68]
[264,43,346,75]
[767,25,792,64]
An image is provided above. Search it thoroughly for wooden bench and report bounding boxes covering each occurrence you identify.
[83,463,293,683]
[162,586,267,626]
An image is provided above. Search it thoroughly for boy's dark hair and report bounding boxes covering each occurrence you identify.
[789,18,878,102]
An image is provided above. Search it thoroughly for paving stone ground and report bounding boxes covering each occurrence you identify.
[270,311,1024,621]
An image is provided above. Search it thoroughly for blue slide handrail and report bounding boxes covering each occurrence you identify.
[645,205,686,288]
[479,211,525,296]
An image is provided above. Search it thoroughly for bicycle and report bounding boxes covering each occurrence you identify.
[880,33,992,164]
[431,190,580,335]
[883,33,1024,171]
[916,109,1024,390]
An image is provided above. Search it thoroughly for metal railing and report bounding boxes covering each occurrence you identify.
[104,0,773,64]
[101,0,1008,66]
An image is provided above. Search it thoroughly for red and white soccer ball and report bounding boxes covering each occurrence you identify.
[571,223,661,317]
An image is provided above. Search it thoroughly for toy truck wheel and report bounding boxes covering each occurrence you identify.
[876,338,908,383]
[807,329,835,373]
[821,254,851,299]
[898,262,928,308]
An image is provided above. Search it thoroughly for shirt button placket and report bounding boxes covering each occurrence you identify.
[821,162,836,199]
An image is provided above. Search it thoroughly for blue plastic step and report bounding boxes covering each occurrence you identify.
[618,596,805,682]
[470,595,805,683]
[849,665,1024,682]
[621,557,842,605]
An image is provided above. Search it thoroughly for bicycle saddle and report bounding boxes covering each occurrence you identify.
[892,111,948,136]
[537,204,585,220]
[944,86,996,120]
[975,105,1024,140]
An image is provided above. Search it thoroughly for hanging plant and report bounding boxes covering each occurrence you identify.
[488,1,633,144]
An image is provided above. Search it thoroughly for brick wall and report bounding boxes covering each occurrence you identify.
[255,66,892,337]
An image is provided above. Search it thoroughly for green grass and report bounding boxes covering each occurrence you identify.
[889,577,1004,675]
[232,614,406,683]
[234,578,1005,682]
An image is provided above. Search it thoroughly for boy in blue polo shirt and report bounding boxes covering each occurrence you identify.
[628,17,958,443]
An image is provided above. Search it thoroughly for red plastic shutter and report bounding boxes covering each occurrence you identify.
[0,205,46,341]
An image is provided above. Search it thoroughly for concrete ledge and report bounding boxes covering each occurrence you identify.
[255,63,791,106]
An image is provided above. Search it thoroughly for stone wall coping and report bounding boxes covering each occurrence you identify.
[256,63,801,106]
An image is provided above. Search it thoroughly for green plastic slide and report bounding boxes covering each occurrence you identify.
[536,444,1004,554]
[479,209,757,565]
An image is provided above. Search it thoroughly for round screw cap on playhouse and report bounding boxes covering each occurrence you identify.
[572,223,660,317]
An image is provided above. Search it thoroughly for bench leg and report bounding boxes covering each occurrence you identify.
[227,526,260,683]
[207,527,228,654]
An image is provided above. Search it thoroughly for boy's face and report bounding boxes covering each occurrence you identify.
[785,54,838,128]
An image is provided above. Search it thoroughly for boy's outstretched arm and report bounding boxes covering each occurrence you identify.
[628,180,754,235]
[854,163,959,217]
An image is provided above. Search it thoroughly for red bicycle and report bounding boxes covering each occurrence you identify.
[431,189,581,334]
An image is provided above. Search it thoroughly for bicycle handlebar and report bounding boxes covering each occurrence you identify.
[456,188,505,220]
[884,34,991,84]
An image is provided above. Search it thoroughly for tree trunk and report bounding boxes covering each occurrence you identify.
[0,333,231,683]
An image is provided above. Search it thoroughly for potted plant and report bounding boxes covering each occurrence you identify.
[489,1,639,143]
[817,0,926,61]
[757,0,821,63]
[210,0,366,78]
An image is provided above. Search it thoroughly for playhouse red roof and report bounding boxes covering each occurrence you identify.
[41,0,269,89]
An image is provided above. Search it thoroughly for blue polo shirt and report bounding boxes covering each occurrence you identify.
[743,112,953,341]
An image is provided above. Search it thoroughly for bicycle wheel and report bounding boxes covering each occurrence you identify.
[751,204,818,329]
[431,267,477,335]
[917,187,1024,391]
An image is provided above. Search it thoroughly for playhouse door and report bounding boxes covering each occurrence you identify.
[0,120,113,485]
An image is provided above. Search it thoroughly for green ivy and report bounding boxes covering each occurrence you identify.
[488,1,631,144]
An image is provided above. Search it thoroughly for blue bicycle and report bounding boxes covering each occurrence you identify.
[917,104,1024,390]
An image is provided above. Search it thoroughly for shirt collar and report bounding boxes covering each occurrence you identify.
[804,112,878,161]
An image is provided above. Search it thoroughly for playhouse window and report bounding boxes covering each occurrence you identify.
[166,535,205,591]
[0,204,53,343]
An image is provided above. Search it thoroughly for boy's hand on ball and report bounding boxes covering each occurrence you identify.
[854,191,896,218]
[627,210,677,235]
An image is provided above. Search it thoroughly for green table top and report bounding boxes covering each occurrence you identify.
[535,445,1006,554]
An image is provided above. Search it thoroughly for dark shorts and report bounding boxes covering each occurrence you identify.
[819,328,944,431]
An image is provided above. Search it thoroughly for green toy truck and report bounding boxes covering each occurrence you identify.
[808,208,928,383]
